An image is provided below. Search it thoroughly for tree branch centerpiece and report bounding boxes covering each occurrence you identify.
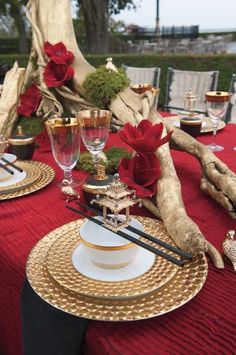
[1,0,236,269]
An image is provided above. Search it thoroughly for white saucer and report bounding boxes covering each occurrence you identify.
[172,119,207,128]
[72,244,155,282]
[0,168,26,187]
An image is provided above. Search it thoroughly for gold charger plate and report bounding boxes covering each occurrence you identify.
[0,161,55,200]
[46,217,178,299]
[26,218,208,321]
[0,161,40,193]
[163,115,225,133]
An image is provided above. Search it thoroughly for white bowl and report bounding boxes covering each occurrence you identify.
[79,216,144,269]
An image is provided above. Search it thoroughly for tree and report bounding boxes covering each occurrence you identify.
[0,0,29,54]
[77,0,139,54]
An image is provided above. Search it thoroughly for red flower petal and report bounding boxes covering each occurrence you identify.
[118,153,160,198]
[44,62,74,88]
[17,84,42,117]
[44,41,74,65]
[137,120,153,135]
[119,120,171,154]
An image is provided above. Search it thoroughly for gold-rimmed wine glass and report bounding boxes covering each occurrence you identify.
[205,91,230,152]
[76,110,111,169]
[45,117,80,187]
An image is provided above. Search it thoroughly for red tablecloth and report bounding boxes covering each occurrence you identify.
[1,122,236,355]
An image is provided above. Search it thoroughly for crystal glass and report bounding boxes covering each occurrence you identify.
[77,110,111,167]
[45,117,80,187]
[205,91,230,152]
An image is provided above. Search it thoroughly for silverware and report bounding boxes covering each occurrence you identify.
[0,157,23,173]
[66,204,185,267]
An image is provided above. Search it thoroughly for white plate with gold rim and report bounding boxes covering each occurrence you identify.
[0,153,18,182]
[0,168,27,186]
[0,153,17,165]
[72,244,155,282]
[46,218,179,299]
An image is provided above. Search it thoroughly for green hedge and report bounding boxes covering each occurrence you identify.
[86,54,236,107]
[1,53,236,107]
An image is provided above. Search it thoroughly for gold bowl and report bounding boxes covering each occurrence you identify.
[131,83,153,94]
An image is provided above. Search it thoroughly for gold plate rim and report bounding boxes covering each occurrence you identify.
[0,161,55,200]
[26,218,208,321]
[163,115,225,133]
[46,217,179,299]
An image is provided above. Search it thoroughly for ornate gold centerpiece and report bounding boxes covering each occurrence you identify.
[91,173,141,233]
[180,90,202,137]
[184,89,197,117]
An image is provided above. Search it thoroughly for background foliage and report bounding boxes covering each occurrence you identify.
[0,53,235,108]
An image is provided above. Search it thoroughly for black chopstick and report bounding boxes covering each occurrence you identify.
[1,157,23,173]
[66,205,184,267]
[76,201,192,261]
[0,161,14,175]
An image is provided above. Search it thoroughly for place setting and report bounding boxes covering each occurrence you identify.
[162,89,227,136]
[26,174,208,321]
[0,134,55,200]
[26,110,208,322]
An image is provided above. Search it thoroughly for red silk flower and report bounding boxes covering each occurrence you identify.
[44,42,74,65]
[118,153,161,197]
[44,62,74,88]
[119,120,172,153]
[17,84,42,117]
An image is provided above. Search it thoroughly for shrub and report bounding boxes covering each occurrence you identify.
[0,53,235,108]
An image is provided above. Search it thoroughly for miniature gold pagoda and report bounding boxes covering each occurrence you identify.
[90,173,141,232]
[184,89,197,117]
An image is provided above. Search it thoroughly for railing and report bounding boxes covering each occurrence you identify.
[161,26,199,39]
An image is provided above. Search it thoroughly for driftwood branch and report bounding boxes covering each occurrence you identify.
[0,62,25,137]
[164,121,236,219]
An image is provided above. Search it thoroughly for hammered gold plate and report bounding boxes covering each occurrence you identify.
[0,161,55,200]
[26,218,208,321]
[163,115,225,133]
[46,217,178,299]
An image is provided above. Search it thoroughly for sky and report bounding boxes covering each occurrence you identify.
[113,0,236,31]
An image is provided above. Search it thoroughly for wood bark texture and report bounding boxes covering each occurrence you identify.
[0,62,25,138]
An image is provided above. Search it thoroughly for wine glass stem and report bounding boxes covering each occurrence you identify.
[63,169,73,184]
[92,153,99,166]
[211,120,219,146]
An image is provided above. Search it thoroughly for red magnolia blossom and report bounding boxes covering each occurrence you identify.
[44,41,74,65]
[119,120,172,153]
[118,153,161,197]
[17,84,42,117]
[44,62,74,88]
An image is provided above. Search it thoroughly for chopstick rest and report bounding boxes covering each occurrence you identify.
[1,157,23,173]
[66,204,185,267]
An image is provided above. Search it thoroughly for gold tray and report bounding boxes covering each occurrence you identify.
[163,115,225,133]
[46,217,178,299]
[26,218,208,321]
[0,161,55,200]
